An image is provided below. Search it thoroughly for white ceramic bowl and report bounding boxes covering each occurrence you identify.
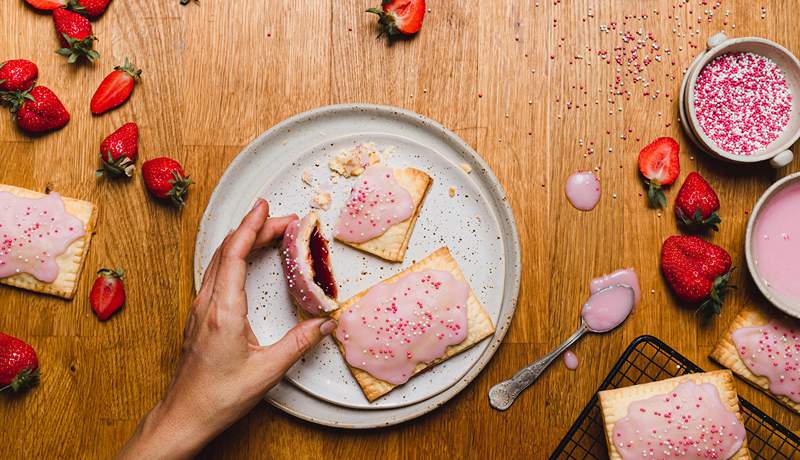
[679,33,800,168]
[745,172,800,317]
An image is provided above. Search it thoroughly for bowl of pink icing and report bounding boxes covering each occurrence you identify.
[680,33,800,168]
[746,172,800,317]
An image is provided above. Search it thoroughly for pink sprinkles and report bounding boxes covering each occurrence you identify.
[694,52,792,155]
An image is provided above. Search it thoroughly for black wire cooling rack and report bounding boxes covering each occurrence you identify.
[550,335,800,459]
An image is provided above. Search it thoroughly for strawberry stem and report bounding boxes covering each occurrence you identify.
[645,179,667,208]
[697,268,736,318]
[114,58,142,81]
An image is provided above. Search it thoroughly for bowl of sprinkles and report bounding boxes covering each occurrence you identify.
[680,32,800,168]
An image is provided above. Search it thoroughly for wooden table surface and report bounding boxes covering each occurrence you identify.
[2,0,799,458]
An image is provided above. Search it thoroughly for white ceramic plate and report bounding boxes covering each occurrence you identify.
[194,104,521,427]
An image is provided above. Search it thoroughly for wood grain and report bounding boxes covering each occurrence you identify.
[1,0,798,458]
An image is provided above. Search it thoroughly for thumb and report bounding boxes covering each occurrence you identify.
[262,317,337,374]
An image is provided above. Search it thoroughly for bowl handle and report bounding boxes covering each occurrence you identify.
[770,150,794,168]
[707,32,727,49]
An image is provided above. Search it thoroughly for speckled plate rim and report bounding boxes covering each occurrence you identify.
[745,171,800,317]
[193,103,521,428]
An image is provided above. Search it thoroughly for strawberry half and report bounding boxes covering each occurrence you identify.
[638,137,680,208]
[142,157,193,207]
[367,0,426,38]
[674,172,721,232]
[90,58,142,115]
[89,268,126,321]
[0,59,39,93]
[5,86,70,134]
[53,7,99,64]
[97,122,138,178]
[0,332,39,393]
[23,0,65,11]
[660,235,735,317]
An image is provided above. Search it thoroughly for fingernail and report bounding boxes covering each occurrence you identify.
[252,198,266,210]
[319,319,337,335]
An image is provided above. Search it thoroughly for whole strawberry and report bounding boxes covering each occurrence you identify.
[0,59,38,92]
[97,122,138,178]
[53,7,99,64]
[661,235,734,316]
[91,58,142,115]
[89,268,126,321]
[367,0,426,38]
[674,172,721,232]
[142,157,193,207]
[7,86,70,134]
[0,332,39,393]
[70,0,111,18]
[638,137,680,208]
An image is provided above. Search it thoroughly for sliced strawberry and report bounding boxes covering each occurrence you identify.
[638,137,680,208]
[367,0,426,37]
[23,0,65,11]
[90,58,141,115]
[89,268,126,321]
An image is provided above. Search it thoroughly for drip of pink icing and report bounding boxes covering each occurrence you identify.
[612,382,745,459]
[565,171,601,211]
[334,166,414,243]
[590,268,641,305]
[731,319,800,403]
[563,350,579,370]
[335,269,469,385]
[0,191,84,283]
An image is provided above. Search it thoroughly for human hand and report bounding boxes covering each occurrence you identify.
[117,199,337,460]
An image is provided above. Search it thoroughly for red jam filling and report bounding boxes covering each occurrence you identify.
[309,225,337,299]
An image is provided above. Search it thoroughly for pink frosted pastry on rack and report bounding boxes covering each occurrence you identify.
[334,165,431,262]
[598,371,749,460]
[280,212,338,316]
[0,184,96,299]
[711,306,800,414]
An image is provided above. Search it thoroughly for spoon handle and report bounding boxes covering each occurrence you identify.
[488,324,588,411]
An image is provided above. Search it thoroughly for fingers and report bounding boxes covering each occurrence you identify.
[253,214,297,250]
[258,318,337,375]
[212,200,271,311]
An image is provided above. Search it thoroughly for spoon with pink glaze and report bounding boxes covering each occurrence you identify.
[488,284,635,411]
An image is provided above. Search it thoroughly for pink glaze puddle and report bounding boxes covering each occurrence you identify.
[336,269,469,385]
[334,166,415,243]
[732,319,800,403]
[0,191,84,283]
[581,285,635,332]
[590,268,641,305]
[612,381,745,459]
[563,350,579,370]
[752,183,800,303]
[565,171,601,211]
[694,52,792,155]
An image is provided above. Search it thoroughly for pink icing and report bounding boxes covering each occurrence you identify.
[0,191,84,283]
[335,269,469,385]
[565,171,601,211]
[334,166,415,243]
[612,381,746,459]
[752,183,800,303]
[581,284,635,332]
[590,268,641,305]
[563,350,579,370]
[731,319,800,403]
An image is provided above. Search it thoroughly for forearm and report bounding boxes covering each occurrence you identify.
[116,400,215,460]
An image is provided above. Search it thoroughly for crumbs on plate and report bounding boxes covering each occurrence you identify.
[329,143,381,178]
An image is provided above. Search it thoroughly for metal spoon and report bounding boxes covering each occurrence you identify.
[488,284,635,411]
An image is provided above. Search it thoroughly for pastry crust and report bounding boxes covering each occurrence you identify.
[598,371,750,460]
[710,306,800,414]
[337,167,431,263]
[331,247,495,402]
[0,184,96,299]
